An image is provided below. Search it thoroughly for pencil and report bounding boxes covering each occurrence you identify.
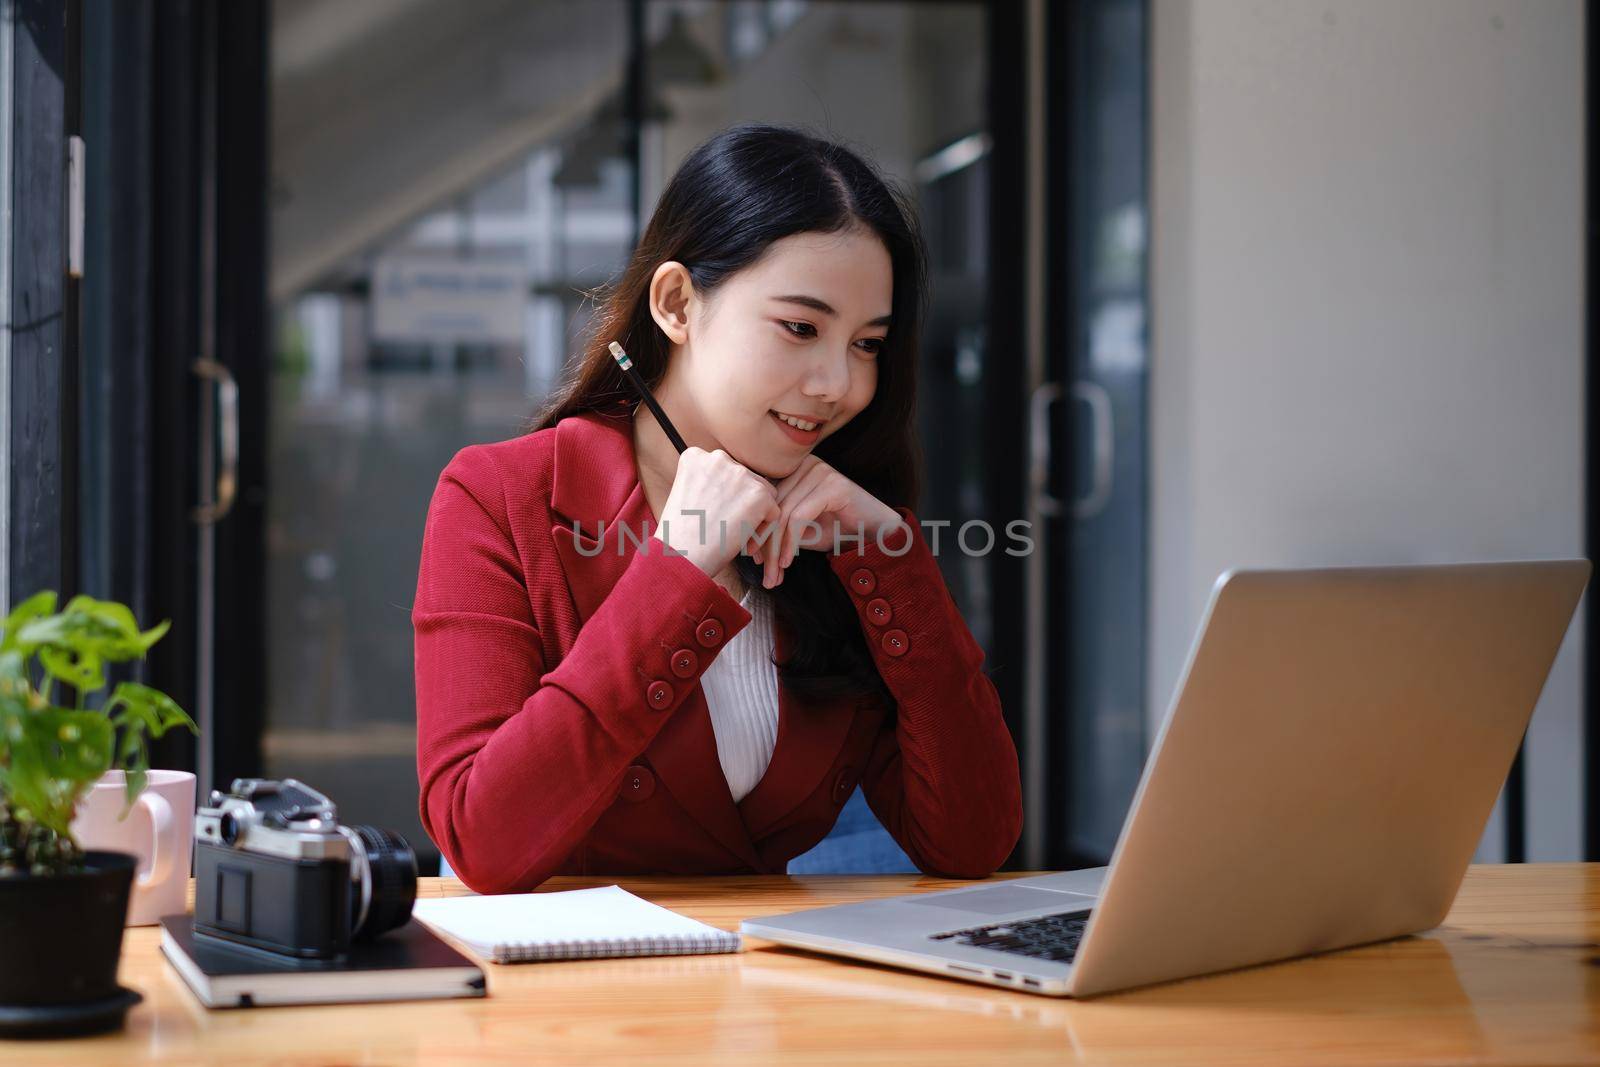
[609,341,689,454]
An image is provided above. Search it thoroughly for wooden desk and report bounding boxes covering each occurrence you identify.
[20,864,1600,1065]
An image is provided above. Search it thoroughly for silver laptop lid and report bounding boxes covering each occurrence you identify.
[1069,559,1589,996]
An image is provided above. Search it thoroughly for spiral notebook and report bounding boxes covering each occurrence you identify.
[410,885,743,964]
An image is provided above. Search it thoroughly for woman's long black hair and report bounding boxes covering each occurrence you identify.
[531,123,928,704]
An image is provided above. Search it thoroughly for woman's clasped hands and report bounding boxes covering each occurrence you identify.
[655,449,908,590]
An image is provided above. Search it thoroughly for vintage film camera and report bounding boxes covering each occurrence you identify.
[193,778,418,959]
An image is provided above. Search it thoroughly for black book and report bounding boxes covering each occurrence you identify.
[159,916,487,1008]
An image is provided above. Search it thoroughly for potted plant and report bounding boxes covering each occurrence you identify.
[0,591,196,1038]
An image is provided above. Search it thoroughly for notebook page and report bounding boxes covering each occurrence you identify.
[411,885,732,954]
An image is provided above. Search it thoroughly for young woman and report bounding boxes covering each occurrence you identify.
[413,123,1022,894]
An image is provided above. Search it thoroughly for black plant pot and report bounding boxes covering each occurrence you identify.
[0,849,143,1038]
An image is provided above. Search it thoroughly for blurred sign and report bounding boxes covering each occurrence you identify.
[371,255,527,345]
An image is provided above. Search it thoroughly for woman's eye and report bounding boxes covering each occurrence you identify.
[778,320,883,356]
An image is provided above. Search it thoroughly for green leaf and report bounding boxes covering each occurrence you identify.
[63,597,169,657]
[0,687,23,739]
[0,708,108,837]
[115,718,146,811]
[106,682,198,739]
[37,709,115,779]
[120,739,149,816]
[62,595,138,637]
[15,596,171,665]
[134,618,171,653]
[0,591,57,652]
[36,646,104,693]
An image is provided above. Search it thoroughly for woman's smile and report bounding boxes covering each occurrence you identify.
[769,409,823,446]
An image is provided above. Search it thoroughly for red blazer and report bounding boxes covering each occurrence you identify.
[412,406,1023,893]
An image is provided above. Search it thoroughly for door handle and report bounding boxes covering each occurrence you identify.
[1029,381,1064,518]
[191,358,238,524]
[1072,381,1115,520]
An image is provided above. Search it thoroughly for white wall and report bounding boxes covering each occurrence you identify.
[1150,0,1585,861]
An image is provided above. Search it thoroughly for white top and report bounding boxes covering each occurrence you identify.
[701,586,780,803]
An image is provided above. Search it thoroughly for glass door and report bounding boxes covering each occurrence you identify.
[1046,0,1150,867]
[7,0,82,611]
[259,1,634,867]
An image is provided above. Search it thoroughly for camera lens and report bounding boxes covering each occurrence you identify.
[219,811,241,846]
[341,824,418,940]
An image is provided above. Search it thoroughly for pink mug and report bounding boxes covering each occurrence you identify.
[69,769,196,926]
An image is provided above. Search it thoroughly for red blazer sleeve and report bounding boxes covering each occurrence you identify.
[827,506,1024,878]
[412,447,751,894]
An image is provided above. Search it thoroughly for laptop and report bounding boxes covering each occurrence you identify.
[741,560,1590,997]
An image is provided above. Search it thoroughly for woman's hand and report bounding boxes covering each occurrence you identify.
[752,455,907,589]
[658,447,782,578]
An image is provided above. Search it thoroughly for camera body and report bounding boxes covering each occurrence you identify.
[193,778,417,959]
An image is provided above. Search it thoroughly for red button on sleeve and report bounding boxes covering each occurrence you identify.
[646,680,674,709]
[669,647,699,678]
[881,629,909,657]
[695,616,724,648]
[865,597,892,626]
[849,568,877,596]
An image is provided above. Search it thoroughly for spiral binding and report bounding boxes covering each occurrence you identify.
[493,932,742,964]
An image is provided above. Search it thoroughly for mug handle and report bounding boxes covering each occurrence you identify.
[135,791,175,888]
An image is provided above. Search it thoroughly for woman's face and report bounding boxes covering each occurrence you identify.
[648,226,893,478]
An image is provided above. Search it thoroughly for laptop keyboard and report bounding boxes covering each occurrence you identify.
[929,910,1091,963]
